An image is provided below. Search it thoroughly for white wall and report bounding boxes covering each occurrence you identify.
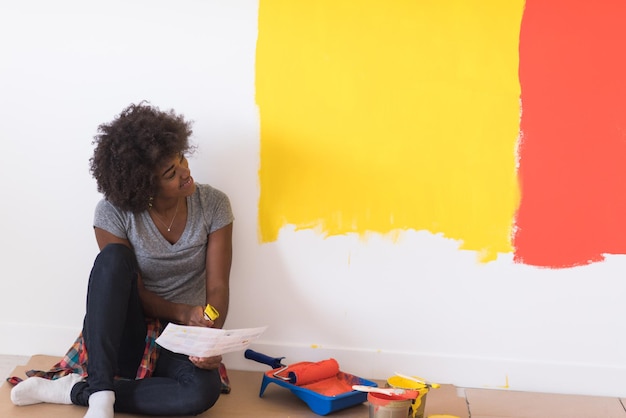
[1,1,625,398]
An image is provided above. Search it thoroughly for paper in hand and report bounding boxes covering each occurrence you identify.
[155,323,267,357]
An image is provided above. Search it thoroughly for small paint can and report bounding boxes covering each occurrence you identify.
[386,376,429,418]
[368,392,412,418]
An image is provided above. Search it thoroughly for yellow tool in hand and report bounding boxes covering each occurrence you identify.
[204,304,220,321]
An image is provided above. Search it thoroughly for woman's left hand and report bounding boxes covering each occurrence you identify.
[189,354,223,370]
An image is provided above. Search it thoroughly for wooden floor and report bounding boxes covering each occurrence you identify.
[1,354,625,418]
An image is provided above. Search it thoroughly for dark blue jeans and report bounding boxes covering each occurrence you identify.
[70,244,221,415]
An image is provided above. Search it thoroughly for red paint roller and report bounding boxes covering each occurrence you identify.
[278,358,340,386]
[244,350,340,386]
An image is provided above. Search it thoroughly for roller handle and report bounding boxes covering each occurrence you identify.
[244,349,286,370]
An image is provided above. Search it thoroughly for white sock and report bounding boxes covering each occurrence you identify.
[10,373,84,406]
[84,390,115,418]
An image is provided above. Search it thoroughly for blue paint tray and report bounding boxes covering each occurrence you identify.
[246,349,377,416]
[259,369,377,415]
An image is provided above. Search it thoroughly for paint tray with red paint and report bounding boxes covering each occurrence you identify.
[244,349,377,415]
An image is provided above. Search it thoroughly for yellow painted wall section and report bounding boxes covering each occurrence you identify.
[256,1,523,261]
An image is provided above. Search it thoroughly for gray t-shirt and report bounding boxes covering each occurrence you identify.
[93,183,234,307]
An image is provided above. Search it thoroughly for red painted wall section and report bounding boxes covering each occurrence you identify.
[514,1,626,268]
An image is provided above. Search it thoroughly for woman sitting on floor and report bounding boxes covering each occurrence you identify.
[10,102,234,418]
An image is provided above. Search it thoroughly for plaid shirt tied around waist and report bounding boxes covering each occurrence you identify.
[12,318,162,383]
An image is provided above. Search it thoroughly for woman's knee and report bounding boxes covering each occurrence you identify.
[88,243,138,294]
[180,370,221,415]
[153,352,221,414]
[97,243,135,266]
[93,244,137,277]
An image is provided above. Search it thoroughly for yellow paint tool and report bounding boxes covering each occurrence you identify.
[394,373,441,389]
[204,304,219,321]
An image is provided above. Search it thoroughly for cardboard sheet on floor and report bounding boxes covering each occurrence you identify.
[1,355,468,418]
[465,388,626,418]
[423,384,470,418]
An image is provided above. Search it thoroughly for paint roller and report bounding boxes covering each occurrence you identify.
[283,358,340,385]
[245,349,340,386]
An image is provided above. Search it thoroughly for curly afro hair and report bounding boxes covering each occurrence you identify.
[90,102,194,213]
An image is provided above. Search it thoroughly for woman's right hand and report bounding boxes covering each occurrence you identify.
[182,305,215,328]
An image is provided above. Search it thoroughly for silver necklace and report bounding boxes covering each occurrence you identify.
[151,198,180,232]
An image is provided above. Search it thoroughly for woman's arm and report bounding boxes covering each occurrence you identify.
[94,227,198,325]
[204,222,233,330]
[188,222,233,370]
